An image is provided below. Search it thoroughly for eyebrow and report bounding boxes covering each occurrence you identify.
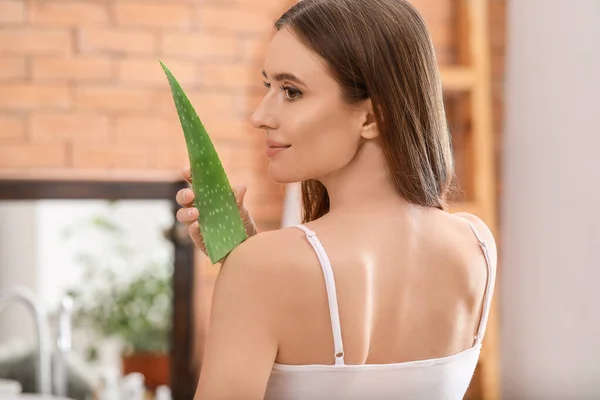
[262,69,307,87]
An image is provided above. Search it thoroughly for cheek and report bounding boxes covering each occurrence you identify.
[267,108,360,183]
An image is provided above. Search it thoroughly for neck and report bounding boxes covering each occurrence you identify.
[318,139,409,214]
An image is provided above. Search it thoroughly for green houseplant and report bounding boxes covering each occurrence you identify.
[62,202,173,388]
[67,263,172,357]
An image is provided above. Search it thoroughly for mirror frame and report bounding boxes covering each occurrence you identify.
[0,175,197,399]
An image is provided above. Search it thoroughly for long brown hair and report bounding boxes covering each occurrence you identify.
[275,0,454,223]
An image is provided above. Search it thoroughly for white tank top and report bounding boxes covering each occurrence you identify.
[264,220,494,400]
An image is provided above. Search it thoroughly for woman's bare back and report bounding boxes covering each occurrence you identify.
[271,205,496,366]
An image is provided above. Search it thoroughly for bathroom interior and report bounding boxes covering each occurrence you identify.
[1,0,599,399]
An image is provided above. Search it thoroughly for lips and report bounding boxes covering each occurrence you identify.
[266,138,290,148]
[265,138,291,158]
[265,144,290,158]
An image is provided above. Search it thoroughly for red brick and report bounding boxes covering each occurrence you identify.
[195,119,256,142]
[198,64,260,88]
[160,33,238,59]
[29,113,110,143]
[76,86,155,112]
[0,57,27,80]
[236,0,290,16]
[78,28,156,55]
[411,0,454,23]
[220,170,272,199]
[113,2,193,28]
[148,144,188,169]
[435,49,454,66]
[244,94,265,119]
[0,28,71,55]
[393,0,455,51]
[428,22,455,50]
[30,1,109,26]
[0,1,25,24]
[157,90,243,118]
[114,116,181,144]
[117,58,197,86]
[32,56,112,82]
[0,115,26,141]
[71,144,150,169]
[195,6,275,33]
[0,144,66,168]
[214,142,261,170]
[238,36,270,64]
[0,83,71,110]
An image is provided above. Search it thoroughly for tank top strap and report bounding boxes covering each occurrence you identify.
[294,224,346,365]
[464,219,495,346]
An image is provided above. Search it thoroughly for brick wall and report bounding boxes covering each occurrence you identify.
[0,0,292,232]
[0,0,505,230]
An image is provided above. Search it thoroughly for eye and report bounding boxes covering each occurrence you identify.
[281,85,302,101]
[263,81,271,89]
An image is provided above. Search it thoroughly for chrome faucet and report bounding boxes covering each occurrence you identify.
[53,295,73,397]
[0,286,52,395]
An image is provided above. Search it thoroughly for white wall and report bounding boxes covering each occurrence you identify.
[0,202,37,344]
[501,1,600,398]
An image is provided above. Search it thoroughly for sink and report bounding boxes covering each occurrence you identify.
[0,396,74,400]
[0,379,75,399]
[0,378,22,394]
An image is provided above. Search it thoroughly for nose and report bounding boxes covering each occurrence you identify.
[250,94,278,131]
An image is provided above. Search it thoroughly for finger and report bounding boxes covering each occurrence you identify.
[232,184,248,207]
[243,215,258,235]
[176,188,195,207]
[176,206,199,224]
[189,221,206,250]
[181,165,192,184]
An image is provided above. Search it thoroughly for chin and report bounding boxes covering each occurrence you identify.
[267,163,304,184]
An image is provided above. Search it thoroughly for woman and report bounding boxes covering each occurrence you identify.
[176,0,497,398]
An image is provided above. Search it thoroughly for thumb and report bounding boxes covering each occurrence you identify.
[232,184,248,207]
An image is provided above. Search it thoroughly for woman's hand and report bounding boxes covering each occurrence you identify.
[175,165,258,252]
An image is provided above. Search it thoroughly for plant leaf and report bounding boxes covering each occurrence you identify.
[160,61,248,263]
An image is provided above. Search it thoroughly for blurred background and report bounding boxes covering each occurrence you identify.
[0,0,598,399]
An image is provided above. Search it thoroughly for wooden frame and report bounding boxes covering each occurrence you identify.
[445,1,499,399]
[0,174,197,400]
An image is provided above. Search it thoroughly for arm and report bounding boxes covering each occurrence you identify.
[194,236,280,400]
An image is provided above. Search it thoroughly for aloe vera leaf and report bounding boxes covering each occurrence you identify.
[160,61,248,264]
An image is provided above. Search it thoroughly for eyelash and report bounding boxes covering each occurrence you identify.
[263,81,303,101]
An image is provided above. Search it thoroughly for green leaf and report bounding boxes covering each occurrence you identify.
[160,60,248,264]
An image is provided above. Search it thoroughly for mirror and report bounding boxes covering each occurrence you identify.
[0,176,196,400]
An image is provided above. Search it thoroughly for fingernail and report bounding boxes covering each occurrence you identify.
[188,209,193,217]
[182,190,187,201]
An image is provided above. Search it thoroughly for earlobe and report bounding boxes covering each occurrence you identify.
[361,124,379,139]
[362,116,379,139]
[360,100,379,139]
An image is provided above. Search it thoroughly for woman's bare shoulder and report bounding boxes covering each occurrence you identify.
[219,226,314,283]
[451,212,497,269]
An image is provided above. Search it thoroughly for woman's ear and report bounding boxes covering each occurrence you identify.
[359,99,379,140]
